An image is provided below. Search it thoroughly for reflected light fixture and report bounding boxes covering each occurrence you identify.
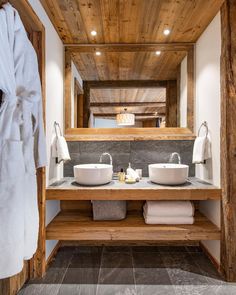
[91,30,97,36]
[95,51,101,56]
[116,108,135,126]
[155,50,161,55]
[163,28,171,36]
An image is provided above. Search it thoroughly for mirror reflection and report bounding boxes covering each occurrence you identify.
[70,51,188,129]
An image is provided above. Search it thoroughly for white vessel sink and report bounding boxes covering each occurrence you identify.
[149,163,189,185]
[74,164,113,186]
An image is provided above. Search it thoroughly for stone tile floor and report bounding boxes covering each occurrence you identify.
[18,246,236,295]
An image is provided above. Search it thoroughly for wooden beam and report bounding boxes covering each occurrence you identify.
[66,43,193,52]
[90,102,166,108]
[166,80,177,127]
[221,0,236,282]
[87,80,168,89]
[93,113,165,117]
[65,49,72,130]
[83,81,90,128]
[187,47,194,132]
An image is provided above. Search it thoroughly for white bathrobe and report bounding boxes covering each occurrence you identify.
[0,3,47,279]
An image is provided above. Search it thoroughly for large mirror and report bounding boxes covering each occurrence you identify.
[65,46,194,138]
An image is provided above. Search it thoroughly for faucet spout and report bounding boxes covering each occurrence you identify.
[169,152,181,164]
[99,152,113,166]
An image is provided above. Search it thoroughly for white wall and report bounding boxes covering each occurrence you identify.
[71,62,83,127]
[195,13,221,263]
[28,0,64,259]
[179,56,188,127]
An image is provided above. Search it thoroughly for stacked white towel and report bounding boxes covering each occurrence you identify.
[143,201,195,225]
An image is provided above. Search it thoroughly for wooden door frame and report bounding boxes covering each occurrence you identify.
[220,0,236,283]
[0,0,46,294]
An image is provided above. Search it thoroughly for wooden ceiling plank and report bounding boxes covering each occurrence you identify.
[40,0,74,43]
[41,0,224,44]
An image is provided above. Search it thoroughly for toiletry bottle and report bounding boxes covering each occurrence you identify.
[126,163,132,176]
[118,168,126,182]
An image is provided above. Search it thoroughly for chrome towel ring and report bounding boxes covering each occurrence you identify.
[197,121,208,138]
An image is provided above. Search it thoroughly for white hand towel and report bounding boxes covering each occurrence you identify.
[57,135,71,162]
[52,135,71,163]
[192,136,211,164]
[143,201,194,217]
[143,214,194,225]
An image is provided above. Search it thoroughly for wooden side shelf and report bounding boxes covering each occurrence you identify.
[46,211,220,241]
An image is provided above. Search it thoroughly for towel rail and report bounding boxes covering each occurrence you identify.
[197,121,208,137]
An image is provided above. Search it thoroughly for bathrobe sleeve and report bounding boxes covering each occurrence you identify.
[12,8,47,168]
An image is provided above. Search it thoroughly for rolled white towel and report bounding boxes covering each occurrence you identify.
[143,213,194,225]
[143,201,194,217]
[192,136,211,164]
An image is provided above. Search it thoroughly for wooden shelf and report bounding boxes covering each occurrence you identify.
[46,211,220,241]
[46,177,221,201]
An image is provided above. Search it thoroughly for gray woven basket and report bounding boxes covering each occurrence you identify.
[92,200,127,221]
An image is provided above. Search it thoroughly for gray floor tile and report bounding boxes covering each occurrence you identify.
[104,246,131,253]
[30,268,67,285]
[62,267,100,284]
[99,252,135,285]
[132,252,164,268]
[132,246,161,253]
[97,284,137,295]
[173,285,223,295]
[58,284,97,295]
[69,252,102,268]
[215,285,236,294]
[189,253,223,285]
[75,246,103,254]
[163,253,208,286]
[18,284,60,295]
[136,285,176,295]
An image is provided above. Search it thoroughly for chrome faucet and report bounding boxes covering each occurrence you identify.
[169,152,181,164]
[99,152,113,166]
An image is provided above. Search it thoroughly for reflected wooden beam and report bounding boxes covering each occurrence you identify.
[93,113,165,117]
[90,102,166,108]
[87,80,167,89]
[66,43,193,52]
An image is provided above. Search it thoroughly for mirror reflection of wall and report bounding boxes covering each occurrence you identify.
[70,51,188,129]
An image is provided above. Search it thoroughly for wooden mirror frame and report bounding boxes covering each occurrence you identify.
[64,44,195,141]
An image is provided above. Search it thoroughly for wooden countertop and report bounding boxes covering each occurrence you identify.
[46,177,221,201]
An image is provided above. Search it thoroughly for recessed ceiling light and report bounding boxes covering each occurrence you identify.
[163,29,171,36]
[91,30,97,36]
[156,50,161,55]
[95,51,101,56]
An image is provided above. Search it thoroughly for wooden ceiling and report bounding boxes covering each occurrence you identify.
[90,88,166,116]
[40,0,223,44]
[71,51,186,81]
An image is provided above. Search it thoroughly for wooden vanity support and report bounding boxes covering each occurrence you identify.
[46,177,221,243]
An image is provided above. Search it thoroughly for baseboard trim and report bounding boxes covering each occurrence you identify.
[46,241,61,269]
